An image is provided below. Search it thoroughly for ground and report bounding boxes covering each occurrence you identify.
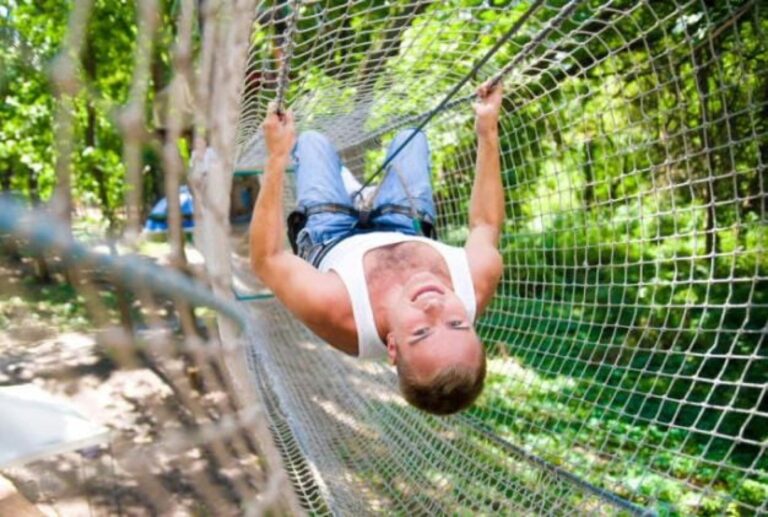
[0,243,259,516]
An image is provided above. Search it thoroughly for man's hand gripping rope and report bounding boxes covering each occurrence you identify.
[263,101,296,161]
[473,80,503,138]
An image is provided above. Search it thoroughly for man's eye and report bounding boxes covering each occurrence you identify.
[414,327,430,336]
[449,320,466,328]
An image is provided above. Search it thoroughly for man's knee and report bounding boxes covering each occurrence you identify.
[297,130,331,149]
[392,128,427,148]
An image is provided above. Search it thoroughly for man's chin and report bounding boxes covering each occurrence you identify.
[403,272,449,298]
[407,271,443,285]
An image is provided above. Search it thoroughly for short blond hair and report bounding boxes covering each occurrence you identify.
[396,347,486,415]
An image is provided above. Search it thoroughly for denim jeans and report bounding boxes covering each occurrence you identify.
[293,129,435,265]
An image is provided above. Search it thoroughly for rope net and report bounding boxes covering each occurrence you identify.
[0,0,764,515]
[236,0,767,515]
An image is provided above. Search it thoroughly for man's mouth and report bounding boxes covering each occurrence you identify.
[411,285,444,302]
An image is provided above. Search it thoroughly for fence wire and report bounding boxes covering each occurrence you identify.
[0,0,297,514]
[0,200,296,515]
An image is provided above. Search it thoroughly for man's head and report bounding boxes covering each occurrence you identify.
[386,272,486,415]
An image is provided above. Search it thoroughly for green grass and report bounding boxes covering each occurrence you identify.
[471,301,768,516]
[0,279,96,333]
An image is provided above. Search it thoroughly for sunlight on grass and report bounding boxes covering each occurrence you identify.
[472,357,767,515]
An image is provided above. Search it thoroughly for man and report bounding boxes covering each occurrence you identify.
[250,82,504,415]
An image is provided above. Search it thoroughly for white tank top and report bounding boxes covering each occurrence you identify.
[318,232,477,359]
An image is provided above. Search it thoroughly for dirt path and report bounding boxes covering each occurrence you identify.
[0,258,259,515]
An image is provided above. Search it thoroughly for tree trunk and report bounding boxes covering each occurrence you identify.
[0,162,22,263]
[746,78,768,217]
[83,40,117,231]
[50,95,75,231]
[582,138,595,211]
[694,35,719,258]
[0,163,11,192]
[748,9,768,216]
[87,34,133,331]
[193,0,253,329]
[27,167,52,282]
[107,241,135,332]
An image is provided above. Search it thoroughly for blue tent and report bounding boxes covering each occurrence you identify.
[144,185,195,234]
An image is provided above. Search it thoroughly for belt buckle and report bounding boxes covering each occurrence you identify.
[359,209,373,228]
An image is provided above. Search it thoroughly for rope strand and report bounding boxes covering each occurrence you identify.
[353,0,585,201]
[352,0,549,198]
[275,0,302,115]
[269,0,584,231]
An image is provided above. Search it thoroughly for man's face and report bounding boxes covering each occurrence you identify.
[387,272,482,381]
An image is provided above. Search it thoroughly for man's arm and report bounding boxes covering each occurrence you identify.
[250,109,352,346]
[466,82,504,314]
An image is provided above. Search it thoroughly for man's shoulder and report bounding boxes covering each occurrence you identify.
[257,253,353,334]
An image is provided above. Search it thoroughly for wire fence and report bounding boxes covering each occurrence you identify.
[1,0,296,514]
[0,200,296,515]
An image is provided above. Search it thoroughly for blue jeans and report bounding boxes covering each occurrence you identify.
[292,129,436,265]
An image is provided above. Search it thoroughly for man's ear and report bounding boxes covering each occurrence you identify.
[386,333,397,365]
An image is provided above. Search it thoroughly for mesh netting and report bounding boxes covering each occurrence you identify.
[235,1,767,515]
[1,0,765,514]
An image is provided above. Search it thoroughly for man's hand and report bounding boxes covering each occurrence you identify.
[263,103,296,160]
[473,81,503,138]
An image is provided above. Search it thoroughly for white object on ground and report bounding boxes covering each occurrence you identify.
[0,384,109,469]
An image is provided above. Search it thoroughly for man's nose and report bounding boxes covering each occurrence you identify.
[423,297,443,313]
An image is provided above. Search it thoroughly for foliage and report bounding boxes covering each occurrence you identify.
[0,0,176,231]
[0,272,105,332]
